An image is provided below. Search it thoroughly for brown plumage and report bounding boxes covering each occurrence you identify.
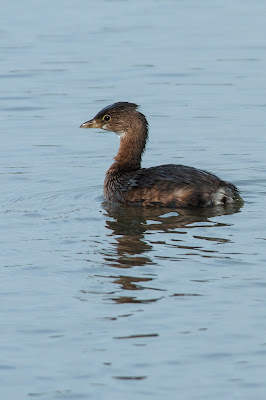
[80,102,242,208]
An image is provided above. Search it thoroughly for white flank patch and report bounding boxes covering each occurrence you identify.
[212,188,233,205]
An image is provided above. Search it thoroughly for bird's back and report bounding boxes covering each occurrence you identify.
[104,164,239,208]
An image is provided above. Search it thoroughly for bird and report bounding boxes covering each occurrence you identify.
[80,102,242,208]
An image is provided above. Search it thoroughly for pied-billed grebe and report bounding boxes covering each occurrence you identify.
[80,102,242,208]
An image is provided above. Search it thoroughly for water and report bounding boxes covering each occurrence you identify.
[1,0,266,399]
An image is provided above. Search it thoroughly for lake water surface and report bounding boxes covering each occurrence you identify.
[1,0,266,399]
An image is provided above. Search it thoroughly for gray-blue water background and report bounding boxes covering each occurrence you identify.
[1,0,266,399]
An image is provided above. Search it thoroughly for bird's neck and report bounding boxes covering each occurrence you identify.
[107,115,148,175]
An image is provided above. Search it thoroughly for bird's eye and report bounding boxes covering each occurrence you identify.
[103,114,111,122]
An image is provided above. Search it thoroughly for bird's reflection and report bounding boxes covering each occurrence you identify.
[93,202,242,304]
[103,201,242,268]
